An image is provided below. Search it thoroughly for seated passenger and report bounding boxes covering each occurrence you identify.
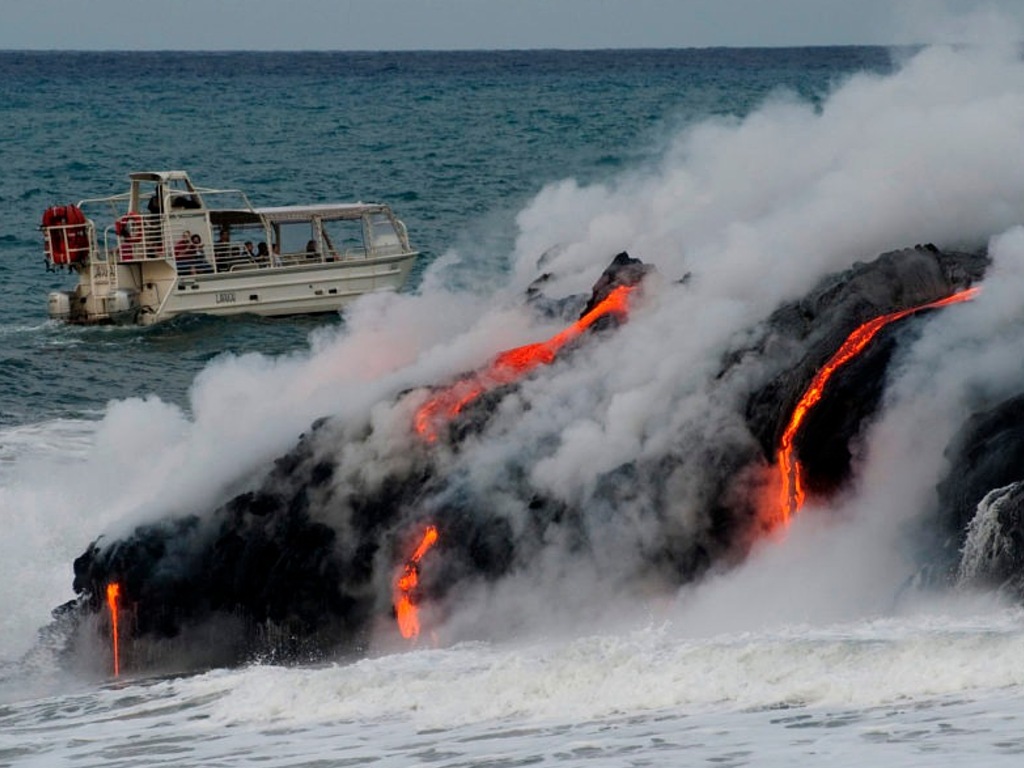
[256,242,270,266]
[174,231,196,274]
[189,233,212,272]
[215,228,241,270]
[173,230,193,260]
[174,231,211,274]
[170,193,201,210]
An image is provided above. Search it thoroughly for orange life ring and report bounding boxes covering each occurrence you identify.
[41,205,90,265]
[115,212,143,260]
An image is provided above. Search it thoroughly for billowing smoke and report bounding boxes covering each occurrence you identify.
[33,38,1024,671]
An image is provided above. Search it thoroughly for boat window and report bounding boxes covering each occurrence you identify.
[320,218,367,260]
[367,213,403,255]
[138,181,163,215]
[210,220,267,272]
[276,221,316,256]
[166,177,201,210]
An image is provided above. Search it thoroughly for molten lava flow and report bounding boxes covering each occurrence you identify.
[393,525,440,639]
[775,286,980,527]
[106,582,121,677]
[415,284,635,442]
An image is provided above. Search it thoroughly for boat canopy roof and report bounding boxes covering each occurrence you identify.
[124,173,392,222]
[129,171,195,185]
[209,203,393,227]
[258,203,390,220]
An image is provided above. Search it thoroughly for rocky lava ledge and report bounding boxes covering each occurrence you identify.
[62,244,1024,671]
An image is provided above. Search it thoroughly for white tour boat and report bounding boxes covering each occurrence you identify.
[41,170,419,325]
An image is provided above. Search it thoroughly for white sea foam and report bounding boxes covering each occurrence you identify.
[958,482,1022,586]
[0,418,97,470]
[3,604,1024,766]
[204,607,1024,730]
[0,419,106,661]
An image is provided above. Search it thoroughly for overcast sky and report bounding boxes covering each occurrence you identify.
[2,0,1023,50]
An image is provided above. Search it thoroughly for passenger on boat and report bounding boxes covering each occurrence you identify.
[190,233,212,272]
[174,231,211,274]
[147,186,164,215]
[215,228,241,270]
[174,231,196,275]
[170,193,201,210]
[305,239,320,261]
[242,241,257,261]
[256,242,270,266]
[174,230,194,260]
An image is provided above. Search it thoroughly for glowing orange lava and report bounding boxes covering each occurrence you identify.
[414,284,635,442]
[106,582,121,677]
[394,525,439,639]
[775,286,980,528]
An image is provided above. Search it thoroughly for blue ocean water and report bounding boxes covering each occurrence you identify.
[12,45,1024,767]
[0,48,891,426]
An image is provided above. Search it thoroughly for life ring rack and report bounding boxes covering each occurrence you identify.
[41,204,91,266]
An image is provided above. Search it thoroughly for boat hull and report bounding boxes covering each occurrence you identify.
[146,253,416,324]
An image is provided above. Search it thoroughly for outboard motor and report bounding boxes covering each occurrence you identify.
[47,291,72,321]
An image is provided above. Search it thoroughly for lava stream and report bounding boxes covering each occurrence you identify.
[393,525,439,639]
[414,284,635,442]
[775,286,980,527]
[106,582,121,677]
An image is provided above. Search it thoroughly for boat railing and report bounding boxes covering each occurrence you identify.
[211,243,266,273]
[108,212,171,262]
[331,246,366,261]
[191,186,256,211]
[101,219,411,271]
[368,242,406,257]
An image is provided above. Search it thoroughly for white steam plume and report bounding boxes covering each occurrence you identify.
[666,225,1024,635]
[438,40,1024,638]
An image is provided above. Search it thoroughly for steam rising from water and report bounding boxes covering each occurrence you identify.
[7,40,1024,662]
